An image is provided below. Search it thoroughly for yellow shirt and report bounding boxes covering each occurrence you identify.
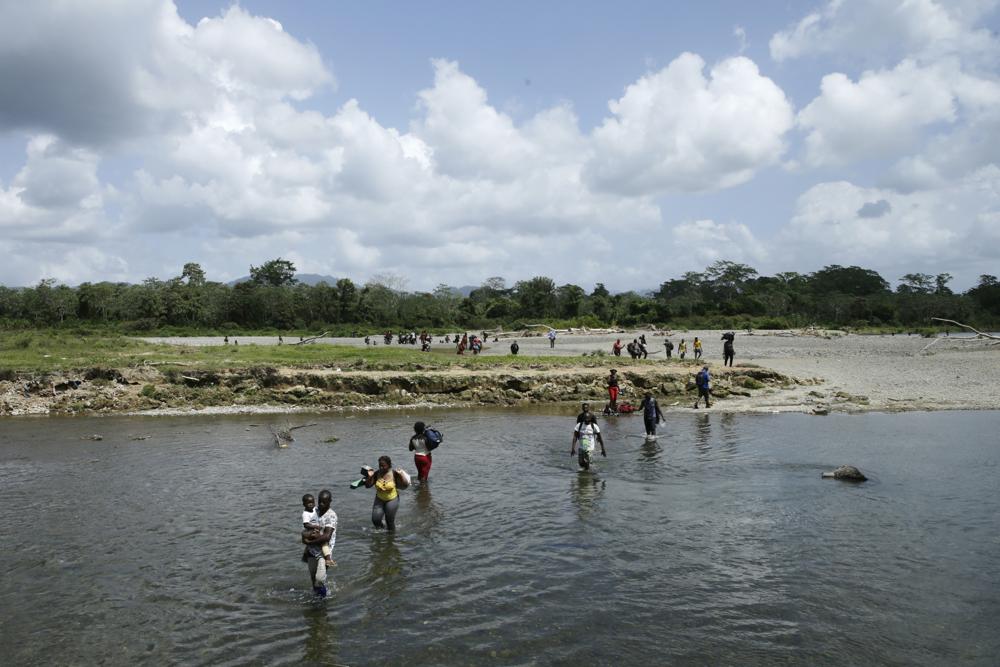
[375,474,398,502]
[679,341,687,352]
[694,340,702,350]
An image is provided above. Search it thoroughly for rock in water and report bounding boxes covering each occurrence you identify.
[821,465,867,481]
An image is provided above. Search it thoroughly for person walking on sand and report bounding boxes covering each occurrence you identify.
[678,338,687,360]
[721,332,735,367]
[409,422,434,483]
[571,413,606,471]
[639,392,664,436]
[694,365,711,408]
[607,369,620,413]
[693,337,702,360]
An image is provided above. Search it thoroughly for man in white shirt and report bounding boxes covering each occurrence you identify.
[302,489,337,597]
[571,414,606,470]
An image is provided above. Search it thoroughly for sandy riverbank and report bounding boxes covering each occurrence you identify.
[128,330,1000,415]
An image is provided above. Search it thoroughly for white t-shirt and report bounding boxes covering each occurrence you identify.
[574,422,601,452]
[301,510,314,526]
[309,508,338,550]
[411,434,430,456]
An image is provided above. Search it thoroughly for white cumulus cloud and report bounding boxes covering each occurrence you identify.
[585,53,794,195]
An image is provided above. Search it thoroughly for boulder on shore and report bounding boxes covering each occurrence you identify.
[821,465,867,481]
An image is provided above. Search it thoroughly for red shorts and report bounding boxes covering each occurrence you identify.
[608,386,619,402]
[414,454,432,481]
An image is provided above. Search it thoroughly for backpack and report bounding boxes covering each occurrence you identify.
[424,427,443,451]
[696,370,708,388]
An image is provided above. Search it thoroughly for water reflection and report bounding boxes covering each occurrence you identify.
[569,472,606,519]
[300,604,341,666]
[639,438,662,463]
[718,413,740,459]
[366,533,406,598]
[695,413,712,459]
[411,483,441,537]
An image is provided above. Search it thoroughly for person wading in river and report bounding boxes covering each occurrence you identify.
[571,413,606,471]
[409,422,434,483]
[301,490,337,597]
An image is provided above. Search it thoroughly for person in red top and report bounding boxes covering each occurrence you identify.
[607,369,620,412]
[612,339,623,356]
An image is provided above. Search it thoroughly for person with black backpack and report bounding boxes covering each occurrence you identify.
[409,421,442,482]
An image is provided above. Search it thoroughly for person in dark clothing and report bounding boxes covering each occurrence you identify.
[694,366,711,408]
[639,392,664,436]
[510,340,519,355]
[721,332,735,367]
[664,339,674,359]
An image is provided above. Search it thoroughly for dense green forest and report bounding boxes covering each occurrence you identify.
[1,259,998,333]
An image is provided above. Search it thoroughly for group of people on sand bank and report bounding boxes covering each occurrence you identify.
[299,421,441,597]
[604,365,714,415]
[611,332,737,365]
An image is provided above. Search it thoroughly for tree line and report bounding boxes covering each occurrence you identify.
[1,259,998,332]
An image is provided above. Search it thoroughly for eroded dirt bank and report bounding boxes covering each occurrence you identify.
[0,364,805,416]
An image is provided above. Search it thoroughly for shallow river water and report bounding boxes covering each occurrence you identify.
[1,409,998,666]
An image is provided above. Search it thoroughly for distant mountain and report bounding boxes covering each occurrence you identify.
[227,273,340,287]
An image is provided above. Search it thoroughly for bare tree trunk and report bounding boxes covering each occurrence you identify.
[930,318,1000,340]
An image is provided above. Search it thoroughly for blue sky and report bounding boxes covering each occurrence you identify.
[1,1,998,291]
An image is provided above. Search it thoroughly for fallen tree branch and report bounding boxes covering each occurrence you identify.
[930,318,1000,340]
[288,423,317,432]
[919,337,942,354]
[293,332,330,345]
[269,422,317,448]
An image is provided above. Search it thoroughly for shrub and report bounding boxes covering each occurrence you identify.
[10,334,33,349]
[140,384,157,398]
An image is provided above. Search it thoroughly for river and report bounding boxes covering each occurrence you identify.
[1,409,998,666]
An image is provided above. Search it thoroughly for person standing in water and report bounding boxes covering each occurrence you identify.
[607,369,620,413]
[693,337,702,360]
[678,338,687,360]
[721,332,735,367]
[639,392,664,436]
[301,490,337,597]
[510,340,519,355]
[664,338,674,359]
[364,456,408,531]
[409,422,433,483]
[548,329,557,348]
[571,413,606,471]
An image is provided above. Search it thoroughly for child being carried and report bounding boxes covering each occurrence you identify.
[301,493,334,566]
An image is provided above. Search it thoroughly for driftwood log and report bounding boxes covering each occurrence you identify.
[293,332,330,345]
[269,422,317,448]
[930,318,1000,342]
